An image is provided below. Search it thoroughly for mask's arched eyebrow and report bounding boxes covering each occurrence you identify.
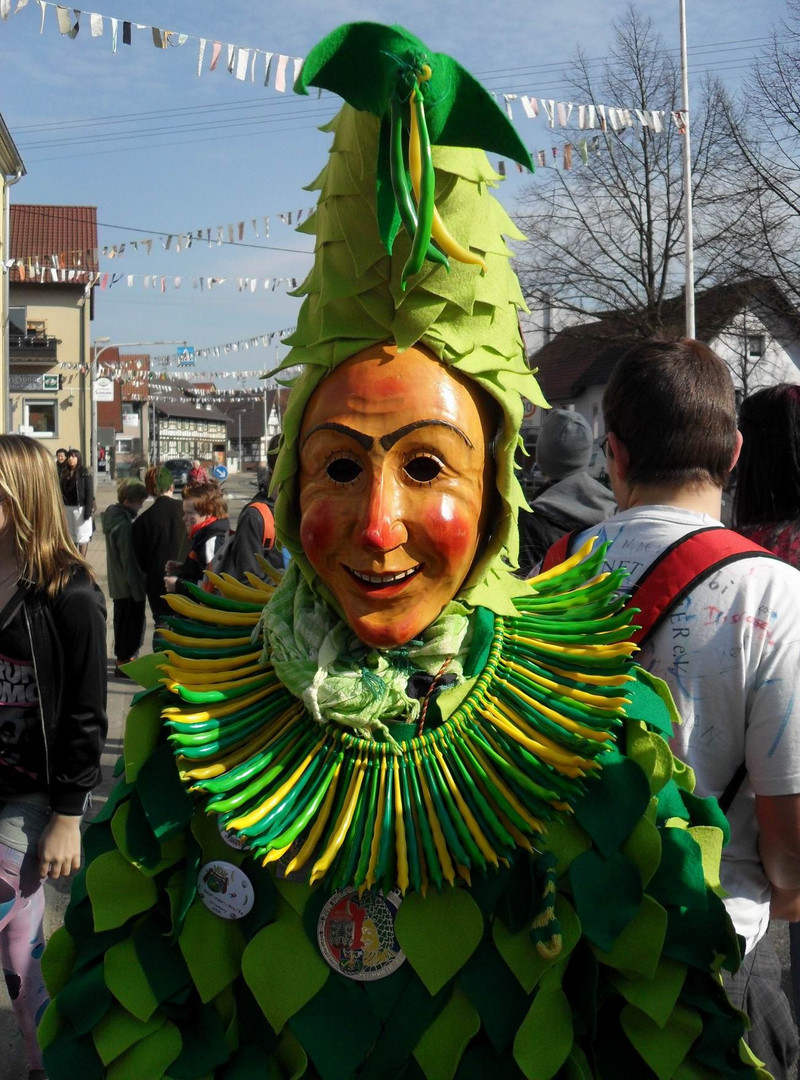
[381,419,474,450]
[301,423,373,451]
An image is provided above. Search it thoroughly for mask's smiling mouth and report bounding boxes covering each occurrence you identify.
[344,564,422,590]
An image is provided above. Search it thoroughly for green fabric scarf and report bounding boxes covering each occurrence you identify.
[261,562,472,743]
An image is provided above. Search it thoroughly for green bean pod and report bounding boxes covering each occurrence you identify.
[401,87,437,288]
[389,96,448,270]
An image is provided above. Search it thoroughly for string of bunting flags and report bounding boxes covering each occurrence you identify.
[2,1,688,139]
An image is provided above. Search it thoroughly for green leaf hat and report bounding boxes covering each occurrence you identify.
[271,22,548,616]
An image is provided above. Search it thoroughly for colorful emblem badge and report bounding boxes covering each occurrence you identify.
[317,888,406,981]
[197,861,254,920]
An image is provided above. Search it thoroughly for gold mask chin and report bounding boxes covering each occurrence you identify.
[298,343,495,648]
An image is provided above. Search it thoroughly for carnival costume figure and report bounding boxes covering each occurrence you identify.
[40,24,770,1080]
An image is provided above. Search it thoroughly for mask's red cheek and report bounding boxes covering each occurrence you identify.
[422,503,477,568]
[300,501,339,563]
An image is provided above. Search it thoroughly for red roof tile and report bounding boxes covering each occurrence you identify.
[9,204,98,283]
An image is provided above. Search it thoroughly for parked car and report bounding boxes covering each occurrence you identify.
[163,458,193,489]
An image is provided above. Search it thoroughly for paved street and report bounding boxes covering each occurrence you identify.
[1,472,797,1077]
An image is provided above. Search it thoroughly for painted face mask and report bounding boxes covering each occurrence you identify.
[298,343,495,647]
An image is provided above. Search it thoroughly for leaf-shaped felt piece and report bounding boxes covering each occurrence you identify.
[688,825,724,893]
[137,742,195,842]
[568,849,643,953]
[539,815,591,876]
[513,985,573,1080]
[573,755,651,857]
[40,925,77,997]
[394,887,483,995]
[608,956,687,1029]
[86,850,157,932]
[120,652,166,690]
[623,669,679,740]
[179,900,245,1004]
[625,724,674,797]
[124,693,165,784]
[105,938,160,1022]
[621,805,662,889]
[92,1006,166,1067]
[105,1020,182,1080]
[241,902,330,1033]
[413,983,480,1080]
[295,22,532,168]
[275,1026,309,1080]
[52,958,112,1035]
[492,895,581,995]
[621,1001,703,1080]
[593,894,668,980]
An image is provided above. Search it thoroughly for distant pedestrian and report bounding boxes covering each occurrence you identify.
[0,434,107,1079]
[187,459,212,486]
[59,448,95,556]
[209,435,282,581]
[131,466,186,649]
[164,482,229,594]
[104,479,147,678]
[518,409,615,576]
[54,447,67,476]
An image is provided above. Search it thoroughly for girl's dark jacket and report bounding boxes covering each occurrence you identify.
[8,567,107,815]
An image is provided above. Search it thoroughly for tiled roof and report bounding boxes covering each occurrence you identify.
[9,204,98,283]
[532,278,800,403]
[218,391,288,438]
[155,398,232,423]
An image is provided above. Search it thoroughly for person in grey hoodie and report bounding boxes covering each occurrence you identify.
[518,409,615,576]
[103,479,147,678]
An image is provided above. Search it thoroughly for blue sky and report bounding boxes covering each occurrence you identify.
[0,0,787,389]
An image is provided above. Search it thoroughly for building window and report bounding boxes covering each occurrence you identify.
[747,334,765,359]
[23,399,57,436]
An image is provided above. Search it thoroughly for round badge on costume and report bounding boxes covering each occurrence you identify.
[197,861,253,920]
[218,821,247,851]
[317,887,405,981]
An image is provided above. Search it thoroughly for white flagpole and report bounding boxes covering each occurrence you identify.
[679,0,696,338]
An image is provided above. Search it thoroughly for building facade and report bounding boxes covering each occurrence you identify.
[0,113,25,432]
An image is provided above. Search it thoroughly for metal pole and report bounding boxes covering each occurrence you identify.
[679,0,695,338]
[238,412,242,471]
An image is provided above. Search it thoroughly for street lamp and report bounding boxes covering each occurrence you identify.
[91,338,185,492]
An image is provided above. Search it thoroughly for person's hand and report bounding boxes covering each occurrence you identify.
[165,560,181,574]
[770,883,800,921]
[38,813,82,879]
[164,575,178,593]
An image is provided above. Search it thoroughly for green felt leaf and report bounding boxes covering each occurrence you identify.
[621,804,662,889]
[123,651,167,688]
[649,826,707,908]
[621,1001,703,1080]
[394,887,483,995]
[594,894,668,980]
[163,1003,230,1078]
[137,742,196,841]
[41,1024,106,1080]
[272,868,317,919]
[124,693,166,784]
[625,724,674,796]
[106,1020,182,1080]
[52,957,112,1035]
[93,1005,167,1066]
[626,669,680,739]
[573,755,652,857]
[133,916,193,1006]
[241,899,329,1033]
[37,999,62,1052]
[275,1027,309,1080]
[492,895,580,994]
[179,899,245,1004]
[568,849,643,953]
[413,983,480,1080]
[608,955,687,1028]
[513,985,573,1080]
[538,816,591,876]
[105,938,160,1022]
[290,975,382,1080]
[86,849,158,932]
[41,925,77,997]
[688,826,724,893]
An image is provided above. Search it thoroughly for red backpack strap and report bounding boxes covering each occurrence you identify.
[540,531,576,573]
[252,501,276,548]
[625,527,775,646]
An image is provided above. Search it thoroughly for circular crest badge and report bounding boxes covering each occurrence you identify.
[317,887,405,981]
[197,861,253,920]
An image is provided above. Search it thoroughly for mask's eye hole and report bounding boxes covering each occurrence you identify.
[404,454,443,484]
[326,457,362,484]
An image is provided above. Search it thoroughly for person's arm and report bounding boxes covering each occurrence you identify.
[83,468,95,516]
[48,575,108,820]
[120,518,146,601]
[38,813,82,878]
[224,505,265,579]
[756,793,800,920]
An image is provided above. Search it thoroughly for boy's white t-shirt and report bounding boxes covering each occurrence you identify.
[574,505,800,953]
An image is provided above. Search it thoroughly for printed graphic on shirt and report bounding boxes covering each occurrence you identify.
[0,650,41,784]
